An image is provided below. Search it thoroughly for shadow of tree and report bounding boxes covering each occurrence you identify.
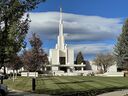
[36,86,128,96]
[55,80,94,84]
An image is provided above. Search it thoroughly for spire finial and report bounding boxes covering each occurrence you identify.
[60,7,62,22]
[60,7,62,13]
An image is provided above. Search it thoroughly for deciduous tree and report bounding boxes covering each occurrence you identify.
[22,33,48,72]
[7,54,23,81]
[0,0,45,74]
[93,53,115,73]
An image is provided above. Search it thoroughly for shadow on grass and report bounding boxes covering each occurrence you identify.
[55,80,93,84]
[36,86,128,96]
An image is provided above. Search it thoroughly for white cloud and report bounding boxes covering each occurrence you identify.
[26,11,123,59]
[69,43,114,56]
[28,12,122,41]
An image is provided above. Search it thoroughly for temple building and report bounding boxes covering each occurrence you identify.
[0,8,120,77]
[48,8,86,76]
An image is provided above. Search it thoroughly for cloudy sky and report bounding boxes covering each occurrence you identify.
[26,0,128,60]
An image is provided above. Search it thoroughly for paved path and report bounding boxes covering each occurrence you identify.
[98,89,128,96]
[8,89,50,96]
[8,89,128,96]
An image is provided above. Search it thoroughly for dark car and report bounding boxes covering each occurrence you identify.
[0,84,8,96]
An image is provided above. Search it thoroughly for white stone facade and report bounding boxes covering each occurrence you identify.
[48,8,85,76]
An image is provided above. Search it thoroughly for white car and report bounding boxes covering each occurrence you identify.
[0,84,8,96]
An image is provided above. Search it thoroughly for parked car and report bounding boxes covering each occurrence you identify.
[0,84,8,96]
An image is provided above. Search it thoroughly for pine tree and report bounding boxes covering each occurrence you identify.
[114,19,128,70]
[76,51,84,64]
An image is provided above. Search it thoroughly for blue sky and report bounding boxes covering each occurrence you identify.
[33,0,128,18]
[26,0,128,60]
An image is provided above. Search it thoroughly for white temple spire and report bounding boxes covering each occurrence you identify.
[57,7,65,49]
[49,7,75,73]
[59,7,63,36]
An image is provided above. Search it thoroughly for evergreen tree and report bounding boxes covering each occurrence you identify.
[114,19,128,70]
[76,51,84,64]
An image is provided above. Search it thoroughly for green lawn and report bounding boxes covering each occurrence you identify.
[3,76,128,95]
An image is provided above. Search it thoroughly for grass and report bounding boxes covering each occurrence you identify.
[3,76,128,95]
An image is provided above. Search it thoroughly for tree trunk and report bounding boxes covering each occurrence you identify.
[13,70,15,82]
[2,18,8,75]
[103,65,107,73]
[35,71,36,78]
[15,70,18,79]
[3,66,6,75]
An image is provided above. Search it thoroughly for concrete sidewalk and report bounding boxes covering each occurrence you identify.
[98,89,128,96]
[8,89,50,96]
[8,89,128,96]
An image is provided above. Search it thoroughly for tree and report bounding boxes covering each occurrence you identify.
[85,61,92,70]
[0,0,45,73]
[22,33,48,72]
[7,54,23,72]
[76,51,84,64]
[114,19,128,70]
[75,51,85,70]
[22,51,36,72]
[93,53,115,73]
[7,54,23,81]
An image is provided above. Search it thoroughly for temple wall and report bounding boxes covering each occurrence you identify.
[67,48,74,65]
[59,50,66,57]
[49,49,59,65]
